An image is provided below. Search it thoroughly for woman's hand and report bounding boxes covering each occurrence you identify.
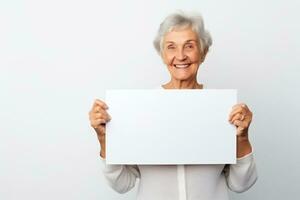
[228,103,253,157]
[89,99,111,158]
[228,103,253,138]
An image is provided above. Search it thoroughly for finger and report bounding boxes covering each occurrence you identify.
[229,113,244,123]
[94,99,109,109]
[91,119,107,128]
[240,103,248,109]
[94,111,111,119]
[233,119,247,128]
[94,106,102,113]
[93,105,108,113]
[228,107,245,121]
[94,112,111,121]
[232,103,248,109]
[236,118,252,130]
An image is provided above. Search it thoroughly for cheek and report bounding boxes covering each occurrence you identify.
[163,54,175,65]
[189,52,201,63]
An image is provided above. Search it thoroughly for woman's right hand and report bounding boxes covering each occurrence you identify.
[89,99,111,158]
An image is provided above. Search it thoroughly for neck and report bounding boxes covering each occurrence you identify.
[163,78,203,89]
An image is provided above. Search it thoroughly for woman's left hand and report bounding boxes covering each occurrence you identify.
[228,103,253,137]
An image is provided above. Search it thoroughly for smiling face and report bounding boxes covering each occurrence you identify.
[161,27,203,81]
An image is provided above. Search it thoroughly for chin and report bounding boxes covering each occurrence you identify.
[172,74,194,81]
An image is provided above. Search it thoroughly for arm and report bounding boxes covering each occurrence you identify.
[100,155,140,194]
[99,135,140,194]
[89,99,140,194]
[226,103,258,192]
[223,150,258,193]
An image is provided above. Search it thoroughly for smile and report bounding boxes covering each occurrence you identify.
[173,64,191,69]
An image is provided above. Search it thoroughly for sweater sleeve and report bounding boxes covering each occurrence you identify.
[223,152,258,193]
[99,156,140,194]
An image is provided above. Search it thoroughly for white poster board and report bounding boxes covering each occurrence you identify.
[105,89,237,165]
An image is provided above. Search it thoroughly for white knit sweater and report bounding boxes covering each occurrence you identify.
[100,152,257,200]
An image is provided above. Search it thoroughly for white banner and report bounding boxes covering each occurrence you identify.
[105,89,237,165]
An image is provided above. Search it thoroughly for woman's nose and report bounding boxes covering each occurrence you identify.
[175,49,187,60]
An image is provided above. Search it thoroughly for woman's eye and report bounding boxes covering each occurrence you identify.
[185,44,194,49]
[167,46,175,49]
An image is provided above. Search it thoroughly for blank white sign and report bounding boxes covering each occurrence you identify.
[105,89,237,165]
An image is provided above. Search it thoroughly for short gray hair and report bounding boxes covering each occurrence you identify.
[153,11,212,55]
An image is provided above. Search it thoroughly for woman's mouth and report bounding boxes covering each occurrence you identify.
[173,64,191,69]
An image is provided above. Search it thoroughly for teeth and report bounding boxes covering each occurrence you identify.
[174,64,190,68]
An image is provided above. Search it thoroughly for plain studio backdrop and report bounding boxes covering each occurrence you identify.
[0,0,299,199]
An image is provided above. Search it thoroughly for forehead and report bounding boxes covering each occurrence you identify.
[163,28,198,44]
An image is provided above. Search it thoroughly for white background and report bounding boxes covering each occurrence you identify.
[1,0,299,199]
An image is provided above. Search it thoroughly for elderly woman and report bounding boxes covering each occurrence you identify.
[89,12,257,200]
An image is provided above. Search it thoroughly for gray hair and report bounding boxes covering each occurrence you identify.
[153,11,212,55]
